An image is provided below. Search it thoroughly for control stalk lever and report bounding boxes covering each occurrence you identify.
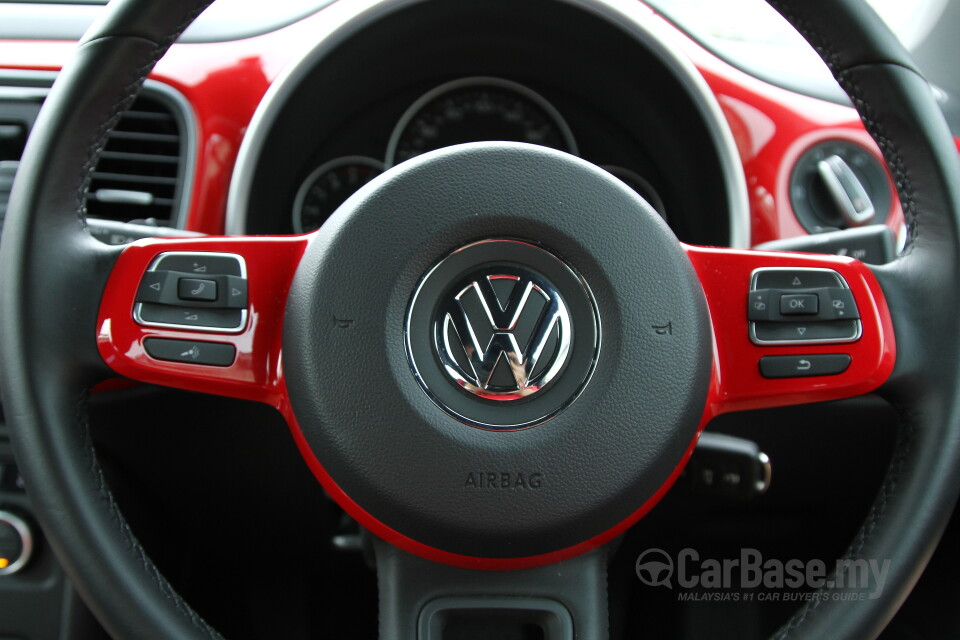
[816,154,875,227]
[679,432,771,501]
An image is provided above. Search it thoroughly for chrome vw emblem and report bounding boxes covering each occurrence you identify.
[435,268,572,400]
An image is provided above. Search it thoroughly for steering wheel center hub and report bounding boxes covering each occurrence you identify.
[407,239,600,429]
[282,142,712,560]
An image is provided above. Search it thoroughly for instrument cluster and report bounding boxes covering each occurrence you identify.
[291,76,667,233]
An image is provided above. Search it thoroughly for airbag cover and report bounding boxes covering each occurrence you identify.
[283,142,711,559]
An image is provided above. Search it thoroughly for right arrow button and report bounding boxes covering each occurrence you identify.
[225,275,248,309]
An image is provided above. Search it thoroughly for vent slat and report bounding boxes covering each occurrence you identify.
[91,171,178,186]
[97,197,175,207]
[120,111,175,122]
[106,130,179,144]
[99,151,179,165]
[85,92,185,226]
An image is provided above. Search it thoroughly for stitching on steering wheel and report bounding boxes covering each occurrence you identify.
[78,392,223,639]
[764,3,923,638]
[74,51,158,226]
[770,412,915,639]
[55,2,931,638]
[840,73,920,257]
[74,1,214,226]
[157,2,216,50]
[847,410,914,560]
[71,3,223,636]
[768,1,920,257]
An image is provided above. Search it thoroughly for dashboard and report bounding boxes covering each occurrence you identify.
[232,0,746,248]
[0,0,906,252]
[0,1,953,640]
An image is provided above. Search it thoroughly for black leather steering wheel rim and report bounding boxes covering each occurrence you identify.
[1,0,958,639]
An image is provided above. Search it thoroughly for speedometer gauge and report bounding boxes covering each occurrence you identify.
[386,77,577,167]
[292,156,384,233]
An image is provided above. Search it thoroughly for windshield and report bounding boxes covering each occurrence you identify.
[646,0,946,49]
[645,0,950,102]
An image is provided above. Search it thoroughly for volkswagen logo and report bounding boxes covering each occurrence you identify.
[435,268,572,400]
[405,239,599,430]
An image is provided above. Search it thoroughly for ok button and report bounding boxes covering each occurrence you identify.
[780,293,819,315]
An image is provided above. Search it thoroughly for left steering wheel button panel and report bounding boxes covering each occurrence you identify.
[144,338,236,367]
[133,252,248,333]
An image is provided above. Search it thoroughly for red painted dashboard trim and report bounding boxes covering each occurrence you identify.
[665,20,906,246]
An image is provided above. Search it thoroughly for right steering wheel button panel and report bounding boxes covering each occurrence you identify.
[748,267,860,379]
[748,267,861,346]
[685,246,894,413]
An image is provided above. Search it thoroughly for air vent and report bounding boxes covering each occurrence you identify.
[0,161,18,227]
[85,91,188,226]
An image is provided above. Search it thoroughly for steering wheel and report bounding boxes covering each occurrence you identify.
[2,0,959,638]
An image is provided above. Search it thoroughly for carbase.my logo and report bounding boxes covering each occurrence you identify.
[635,548,674,588]
[635,547,891,601]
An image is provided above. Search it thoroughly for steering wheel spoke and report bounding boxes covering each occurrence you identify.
[685,245,896,416]
[96,234,309,406]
